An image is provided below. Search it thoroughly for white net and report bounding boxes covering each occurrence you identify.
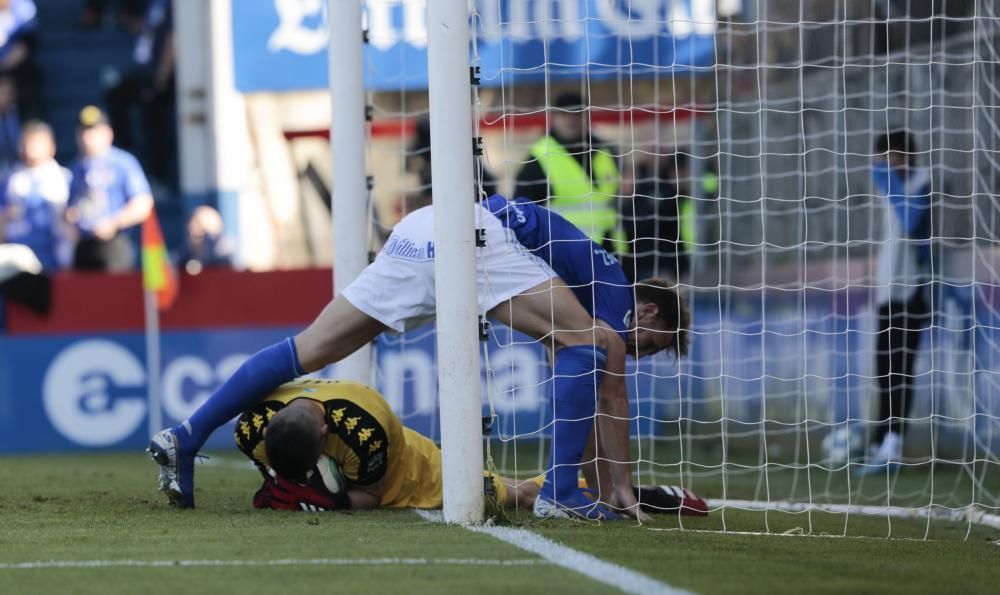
[365,0,1000,537]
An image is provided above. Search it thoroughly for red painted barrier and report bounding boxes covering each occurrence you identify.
[5,268,334,335]
[283,107,698,141]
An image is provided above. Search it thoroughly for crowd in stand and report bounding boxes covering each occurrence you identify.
[0,0,230,317]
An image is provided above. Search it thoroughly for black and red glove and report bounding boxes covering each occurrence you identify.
[634,485,709,516]
[253,472,350,512]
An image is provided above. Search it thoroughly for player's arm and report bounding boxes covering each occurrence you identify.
[327,402,392,510]
[234,405,276,479]
[343,477,386,510]
[112,192,154,230]
[593,323,651,522]
[96,155,153,239]
[338,452,387,510]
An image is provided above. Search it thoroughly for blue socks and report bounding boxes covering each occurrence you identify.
[541,345,607,501]
[174,337,305,454]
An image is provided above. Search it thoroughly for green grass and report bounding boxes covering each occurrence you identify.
[491,435,1000,516]
[1,452,999,594]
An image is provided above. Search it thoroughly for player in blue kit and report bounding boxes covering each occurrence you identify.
[150,203,686,521]
[483,194,689,519]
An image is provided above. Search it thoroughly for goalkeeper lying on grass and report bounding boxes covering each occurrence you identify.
[235,378,708,516]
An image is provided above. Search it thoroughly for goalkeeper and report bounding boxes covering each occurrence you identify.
[236,378,536,511]
[238,378,708,518]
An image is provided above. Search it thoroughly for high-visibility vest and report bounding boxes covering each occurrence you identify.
[679,196,696,250]
[529,136,625,250]
[677,169,717,252]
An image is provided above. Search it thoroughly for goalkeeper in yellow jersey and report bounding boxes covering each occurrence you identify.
[234,378,537,512]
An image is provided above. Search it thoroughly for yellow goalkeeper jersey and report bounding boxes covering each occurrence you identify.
[234,379,443,509]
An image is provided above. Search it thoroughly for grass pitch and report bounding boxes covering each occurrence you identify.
[1,452,998,594]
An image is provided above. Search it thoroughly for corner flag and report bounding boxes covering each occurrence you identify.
[142,210,178,310]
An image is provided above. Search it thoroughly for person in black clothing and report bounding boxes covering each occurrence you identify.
[79,0,148,30]
[859,130,934,474]
[0,0,41,121]
[104,0,175,186]
[512,91,618,206]
[180,206,234,275]
[619,152,692,283]
[405,115,498,199]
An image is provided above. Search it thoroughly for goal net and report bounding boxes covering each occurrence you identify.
[365,0,1000,537]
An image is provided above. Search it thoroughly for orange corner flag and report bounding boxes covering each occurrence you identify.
[142,210,179,310]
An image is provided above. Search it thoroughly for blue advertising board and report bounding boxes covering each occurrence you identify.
[0,325,560,453]
[232,0,717,92]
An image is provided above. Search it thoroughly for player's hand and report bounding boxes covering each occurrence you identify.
[609,486,653,523]
[253,473,345,512]
[92,219,118,241]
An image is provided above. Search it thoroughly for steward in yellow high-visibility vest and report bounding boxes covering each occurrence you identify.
[523,135,626,252]
[513,92,626,252]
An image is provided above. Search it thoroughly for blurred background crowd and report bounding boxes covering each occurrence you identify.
[0,0,232,295]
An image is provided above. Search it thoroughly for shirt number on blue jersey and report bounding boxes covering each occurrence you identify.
[594,247,617,267]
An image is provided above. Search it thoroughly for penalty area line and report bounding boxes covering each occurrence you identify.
[0,557,547,571]
[416,510,693,595]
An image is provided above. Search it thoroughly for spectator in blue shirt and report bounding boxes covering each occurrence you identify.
[66,105,153,272]
[0,0,40,120]
[0,120,70,271]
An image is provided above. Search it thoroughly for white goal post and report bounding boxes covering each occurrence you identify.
[426,0,486,524]
[329,0,372,384]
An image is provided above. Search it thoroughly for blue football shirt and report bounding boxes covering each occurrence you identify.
[484,194,634,338]
[0,0,37,62]
[0,161,71,270]
[68,147,151,238]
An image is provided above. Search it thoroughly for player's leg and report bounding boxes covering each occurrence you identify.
[882,291,930,470]
[149,295,387,507]
[294,294,389,371]
[489,281,621,519]
[173,294,384,453]
[579,428,612,501]
[864,301,912,473]
[873,302,898,449]
[152,210,438,508]
[194,294,386,431]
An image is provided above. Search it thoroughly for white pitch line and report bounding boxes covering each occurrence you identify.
[416,510,693,595]
[708,499,1000,530]
[0,557,546,571]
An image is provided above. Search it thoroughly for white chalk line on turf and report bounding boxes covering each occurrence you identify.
[0,558,546,570]
[707,498,1000,530]
[416,510,693,595]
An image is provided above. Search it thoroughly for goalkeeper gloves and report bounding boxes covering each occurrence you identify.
[253,470,350,512]
[633,485,709,516]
